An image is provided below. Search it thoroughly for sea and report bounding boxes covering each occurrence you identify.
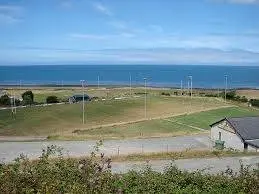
[0,65,259,89]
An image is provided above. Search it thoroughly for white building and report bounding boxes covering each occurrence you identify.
[210,117,259,152]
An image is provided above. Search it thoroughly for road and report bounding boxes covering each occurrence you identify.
[112,156,259,174]
[0,134,212,163]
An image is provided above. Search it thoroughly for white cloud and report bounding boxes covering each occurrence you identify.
[93,2,112,16]
[215,0,259,4]
[108,20,127,29]
[0,5,21,12]
[148,25,163,33]
[2,47,259,65]
[70,33,135,40]
[60,1,73,8]
[120,32,135,38]
[70,33,108,40]
[229,0,259,3]
[0,4,22,24]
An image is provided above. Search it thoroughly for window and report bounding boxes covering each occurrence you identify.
[219,132,222,141]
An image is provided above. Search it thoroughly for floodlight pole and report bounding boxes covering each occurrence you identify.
[188,76,193,99]
[187,79,190,96]
[224,75,228,103]
[80,80,85,124]
[180,80,183,95]
[129,73,132,96]
[144,78,147,119]
[97,75,100,89]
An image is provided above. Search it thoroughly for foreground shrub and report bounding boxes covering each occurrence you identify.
[0,145,258,193]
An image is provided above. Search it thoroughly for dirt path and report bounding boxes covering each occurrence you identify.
[77,105,234,132]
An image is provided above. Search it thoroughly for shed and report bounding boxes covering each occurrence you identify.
[210,117,259,151]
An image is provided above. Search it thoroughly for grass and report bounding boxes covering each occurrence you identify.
[6,87,180,103]
[0,95,227,137]
[69,106,259,140]
[109,149,259,162]
[2,89,258,139]
[57,119,201,140]
[168,106,259,130]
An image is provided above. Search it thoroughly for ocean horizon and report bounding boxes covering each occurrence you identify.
[1,65,259,89]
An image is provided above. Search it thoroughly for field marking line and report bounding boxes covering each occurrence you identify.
[77,105,235,132]
[162,119,206,131]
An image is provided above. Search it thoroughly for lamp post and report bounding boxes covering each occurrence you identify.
[224,75,228,103]
[180,80,183,95]
[143,78,147,119]
[97,75,100,89]
[129,73,132,97]
[80,80,85,124]
[188,76,193,99]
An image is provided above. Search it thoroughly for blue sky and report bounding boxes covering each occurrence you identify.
[0,0,259,65]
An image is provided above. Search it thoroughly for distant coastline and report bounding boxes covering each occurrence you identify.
[0,84,258,90]
[1,65,259,89]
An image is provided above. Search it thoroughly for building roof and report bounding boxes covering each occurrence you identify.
[226,117,259,140]
[245,139,259,148]
[211,116,259,148]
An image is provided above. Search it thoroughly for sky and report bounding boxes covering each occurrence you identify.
[0,0,259,65]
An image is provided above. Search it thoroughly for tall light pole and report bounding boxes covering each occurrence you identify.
[80,80,85,124]
[180,80,183,95]
[224,75,228,103]
[188,76,193,99]
[187,79,190,96]
[97,75,100,89]
[129,73,132,97]
[143,78,147,119]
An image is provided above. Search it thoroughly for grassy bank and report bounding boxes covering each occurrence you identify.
[110,149,259,162]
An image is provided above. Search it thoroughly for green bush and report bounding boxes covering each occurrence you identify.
[250,99,259,107]
[46,95,59,103]
[0,145,258,193]
[226,90,236,100]
[0,95,11,106]
[22,91,34,105]
[161,92,170,96]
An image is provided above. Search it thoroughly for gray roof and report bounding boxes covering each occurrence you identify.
[226,117,259,140]
[245,139,259,148]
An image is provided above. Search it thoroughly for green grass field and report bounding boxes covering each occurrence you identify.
[168,106,259,130]
[64,106,259,140]
[69,119,200,140]
[0,95,227,137]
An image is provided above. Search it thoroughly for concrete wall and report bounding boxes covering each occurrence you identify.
[211,120,258,152]
[211,124,244,150]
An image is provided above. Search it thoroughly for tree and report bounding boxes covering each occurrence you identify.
[23,95,33,105]
[22,91,34,105]
[0,95,11,106]
[250,99,259,107]
[46,96,59,104]
[226,91,236,100]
